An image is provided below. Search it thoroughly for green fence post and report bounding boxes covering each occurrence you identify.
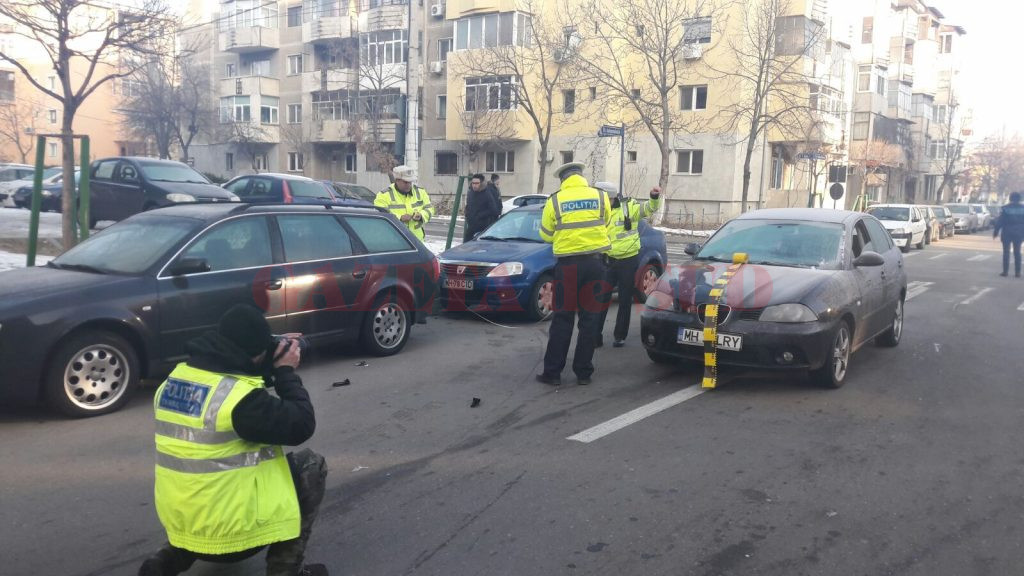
[26,135,46,267]
[78,136,91,241]
[446,175,467,250]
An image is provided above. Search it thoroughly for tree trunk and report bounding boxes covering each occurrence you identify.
[536,140,548,194]
[741,129,758,214]
[60,107,77,248]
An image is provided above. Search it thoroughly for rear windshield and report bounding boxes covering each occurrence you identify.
[947,204,970,214]
[289,180,334,199]
[867,206,909,221]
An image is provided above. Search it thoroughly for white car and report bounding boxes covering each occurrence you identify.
[501,193,548,214]
[0,165,43,206]
[866,204,928,252]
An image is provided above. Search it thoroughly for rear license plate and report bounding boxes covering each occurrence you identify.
[444,278,474,290]
[678,327,743,351]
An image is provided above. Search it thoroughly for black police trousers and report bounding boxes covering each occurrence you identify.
[1002,235,1022,276]
[596,254,639,343]
[542,254,608,380]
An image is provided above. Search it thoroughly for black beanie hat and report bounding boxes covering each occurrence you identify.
[218,304,275,357]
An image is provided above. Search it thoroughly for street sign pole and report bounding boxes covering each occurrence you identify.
[618,122,625,197]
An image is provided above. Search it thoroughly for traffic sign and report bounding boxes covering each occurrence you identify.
[829,183,844,201]
[598,125,624,138]
[797,151,826,161]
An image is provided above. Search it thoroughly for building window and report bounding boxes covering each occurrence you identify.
[454,12,532,50]
[288,152,304,171]
[928,140,946,159]
[562,89,575,114]
[635,24,645,37]
[287,103,302,124]
[48,109,57,124]
[0,71,12,102]
[683,16,711,44]
[219,1,278,30]
[226,63,236,78]
[861,17,873,44]
[680,84,707,110]
[857,65,871,92]
[435,151,458,175]
[903,42,914,65]
[345,153,357,173]
[627,150,637,163]
[810,83,842,118]
[486,150,515,173]
[589,86,596,100]
[631,88,641,100]
[220,96,250,123]
[361,29,408,66]
[48,142,58,158]
[770,148,784,188]
[852,112,870,140]
[287,5,302,27]
[287,54,303,75]
[465,75,517,111]
[254,154,269,171]
[675,149,704,174]
[48,75,55,90]
[560,151,574,164]
[875,69,886,96]
[438,38,452,61]
[940,33,953,54]
[934,104,948,124]
[437,94,447,119]
[247,58,271,76]
[226,152,234,171]
[260,96,279,124]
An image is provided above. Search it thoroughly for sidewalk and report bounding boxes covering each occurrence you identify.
[0,251,51,273]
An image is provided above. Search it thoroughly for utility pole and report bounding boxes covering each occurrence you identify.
[404,0,420,167]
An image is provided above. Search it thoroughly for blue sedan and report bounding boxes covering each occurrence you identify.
[439,204,668,320]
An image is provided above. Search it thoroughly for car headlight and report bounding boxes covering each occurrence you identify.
[760,303,817,323]
[166,193,197,203]
[890,228,906,235]
[487,262,524,277]
[41,191,53,197]
[227,193,240,202]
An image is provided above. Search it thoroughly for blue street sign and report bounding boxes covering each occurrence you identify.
[598,125,624,137]
[797,151,827,161]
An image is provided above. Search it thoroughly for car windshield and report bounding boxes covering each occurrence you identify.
[139,162,210,184]
[50,216,197,274]
[947,204,970,214]
[479,210,545,242]
[347,184,376,201]
[698,219,844,269]
[867,206,909,221]
[290,180,333,199]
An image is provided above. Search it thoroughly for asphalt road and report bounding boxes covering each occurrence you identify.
[2,228,1023,576]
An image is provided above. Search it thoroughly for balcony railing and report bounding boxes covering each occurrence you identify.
[302,69,358,94]
[220,76,280,98]
[219,26,280,53]
[302,16,353,44]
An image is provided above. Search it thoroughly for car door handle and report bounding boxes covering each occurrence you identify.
[352,269,367,279]
[264,280,283,290]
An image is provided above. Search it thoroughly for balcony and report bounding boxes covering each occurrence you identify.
[302,16,353,44]
[312,117,400,143]
[302,69,358,94]
[225,120,280,144]
[220,76,280,98]
[360,2,407,30]
[219,26,279,54]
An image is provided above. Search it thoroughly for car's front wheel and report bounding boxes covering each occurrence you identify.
[916,232,925,249]
[811,319,851,389]
[637,262,662,300]
[875,298,904,347]
[360,293,412,356]
[44,330,139,417]
[528,273,554,321]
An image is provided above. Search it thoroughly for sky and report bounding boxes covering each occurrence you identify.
[832,0,1019,142]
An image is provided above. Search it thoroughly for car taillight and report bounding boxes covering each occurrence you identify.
[432,257,440,282]
[282,180,293,203]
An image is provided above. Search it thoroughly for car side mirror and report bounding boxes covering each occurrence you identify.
[168,257,211,276]
[683,242,701,256]
[854,251,885,267]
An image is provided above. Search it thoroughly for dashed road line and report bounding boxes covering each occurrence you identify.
[1018,301,1024,311]
[906,281,933,301]
[567,387,706,443]
[967,255,992,262]
[903,251,920,257]
[959,287,993,306]
[928,253,948,260]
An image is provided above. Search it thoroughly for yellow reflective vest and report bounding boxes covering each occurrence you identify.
[153,363,300,555]
[374,184,434,240]
[606,197,661,259]
[539,174,613,256]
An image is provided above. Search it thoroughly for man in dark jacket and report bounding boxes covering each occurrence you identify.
[464,173,502,242]
[139,304,328,576]
[994,191,1024,277]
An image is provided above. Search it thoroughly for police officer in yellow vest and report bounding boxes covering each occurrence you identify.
[140,304,328,576]
[593,182,662,348]
[536,162,613,386]
[374,165,434,240]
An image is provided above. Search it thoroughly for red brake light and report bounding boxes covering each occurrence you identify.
[432,256,440,282]
[282,180,293,203]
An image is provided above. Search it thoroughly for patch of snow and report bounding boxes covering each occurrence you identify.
[0,250,51,273]
[654,226,714,238]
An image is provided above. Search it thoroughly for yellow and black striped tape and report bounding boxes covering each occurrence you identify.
[701,252,748,389]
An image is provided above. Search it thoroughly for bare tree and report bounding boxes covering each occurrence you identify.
[970,133,1024,203]
[849,139,905,206]
[710,0,825,212]
[577,0,725,192]
[935,101,967,204]
[351,36,405,175]
[0,0,175,246]
[0,98,41,163]
[451,93,518,174]
[175,58,215,164]
[220,120,271,172]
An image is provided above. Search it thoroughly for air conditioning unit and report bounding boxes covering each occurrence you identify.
[430,3,444,17]
[682,44,703,60]
[553,48,567,63]
[429,61,444,74]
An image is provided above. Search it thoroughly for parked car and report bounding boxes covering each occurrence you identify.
[0,167,62,206]
[330,182,377,203]
[438,204,667,320]
[970,204,993,229]
[986,204,1002,221]
[928,205,955,238]
[866,204,928,252]
[945,203,979,233]
[12,170,80,212]
[222,172,371,206]
[0,203,439,417]
[640,208,907,388]
[0,165,37,205]
[86,157,239,227]
[501,194,548,214]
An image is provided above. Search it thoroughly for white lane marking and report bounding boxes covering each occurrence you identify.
[928,253,948,260]
[567,387,706,443]
[934,343,941,353]
[967,255,992,262]
[906,281,933,301]
[1018,302,1024,311]
[959,287,993,306]
[903,251,920,257]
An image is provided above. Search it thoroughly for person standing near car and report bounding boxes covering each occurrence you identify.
[594,182,662,348]
[463,173,502,242]
[375,165,434,240]
[536,162,613,386]
[139,304,329,576]
[994,191,1024,278]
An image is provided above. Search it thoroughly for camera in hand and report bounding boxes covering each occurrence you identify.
[271,335,309,361]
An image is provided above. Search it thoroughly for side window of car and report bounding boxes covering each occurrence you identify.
[117,163,139,183]
[278,215,354,262]
[344,215,415,254]
[180,216,273,272]
[863,218,893,252]
[93,160,118,180]
[851,221,871,258]
[225,177,250,196]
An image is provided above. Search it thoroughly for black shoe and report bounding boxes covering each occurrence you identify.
[138,558,165,576]
[577,376,592,385]
[612,339,625,348]
[298,565,329,576]
[1000,272,1009,277]
[536,373,561,386]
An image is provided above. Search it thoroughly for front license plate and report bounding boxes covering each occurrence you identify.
[444,278,474,290]
[678,327,743,351]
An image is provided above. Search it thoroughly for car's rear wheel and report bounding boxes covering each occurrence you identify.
[916,233,925,249]
[811,319,851,389]
[637,262,662,300]
[360,292,411,356]
[44,330,138,417]
[528,273,554,321]
[875,298,904,347]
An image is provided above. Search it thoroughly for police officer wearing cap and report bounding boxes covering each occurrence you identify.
[536,162,613,386]
[593,181,661,348]
[374,165,434,240]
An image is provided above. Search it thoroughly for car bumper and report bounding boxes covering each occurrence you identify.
[640,308,838,371]
[0,319,48,406]
[439,275,533,314]
[953,221,971,230]
[889,233,911,247]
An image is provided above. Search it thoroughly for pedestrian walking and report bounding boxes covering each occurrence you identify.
[139,304,328,576]
[594,182,662,348]
[994,191,1024,278]
[374,165,434,240]
[463,173,502,242]
[536,162,613,386]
